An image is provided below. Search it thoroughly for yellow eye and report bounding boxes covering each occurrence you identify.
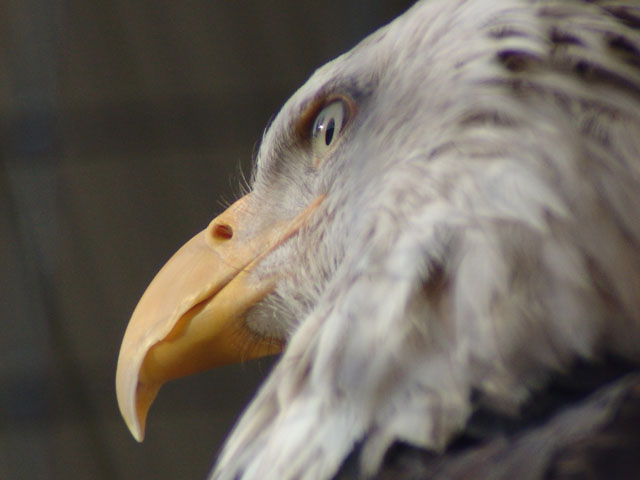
[311,100,346,158]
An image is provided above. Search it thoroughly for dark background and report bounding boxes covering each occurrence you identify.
[0,1,414,478]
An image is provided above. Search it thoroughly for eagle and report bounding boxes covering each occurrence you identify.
[116,1,640,479]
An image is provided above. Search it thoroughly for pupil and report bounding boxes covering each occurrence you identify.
[325,119,335,145]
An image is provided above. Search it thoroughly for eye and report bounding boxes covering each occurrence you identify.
[310,100,347,158]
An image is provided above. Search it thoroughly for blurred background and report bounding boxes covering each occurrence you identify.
[0,1,414,478]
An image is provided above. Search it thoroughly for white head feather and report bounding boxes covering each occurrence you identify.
[208,1,640,478]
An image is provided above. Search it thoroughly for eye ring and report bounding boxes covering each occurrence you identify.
[311,100,345,151]
[303,95,354,167]
[293,93,356,167]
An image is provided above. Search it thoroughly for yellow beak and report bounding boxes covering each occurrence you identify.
[116,194,323,441]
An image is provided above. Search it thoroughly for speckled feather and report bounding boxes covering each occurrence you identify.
[211,1,640,479]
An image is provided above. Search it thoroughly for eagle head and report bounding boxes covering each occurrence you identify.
[117,1,640,479]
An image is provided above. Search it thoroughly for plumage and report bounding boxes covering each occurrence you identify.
[116,1,640,479]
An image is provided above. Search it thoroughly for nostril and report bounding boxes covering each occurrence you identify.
[212,223,234,240]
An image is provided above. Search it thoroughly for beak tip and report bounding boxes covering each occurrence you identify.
[117,380,151,443]
[121,410,145,442]
[130,422,146,443]
[116,356,154,444]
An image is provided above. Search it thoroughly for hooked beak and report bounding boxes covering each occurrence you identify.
[116,194,323,441]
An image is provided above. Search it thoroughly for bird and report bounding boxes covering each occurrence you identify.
[116,0,640,479]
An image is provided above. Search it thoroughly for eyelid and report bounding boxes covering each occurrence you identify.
[294,93,356,145]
